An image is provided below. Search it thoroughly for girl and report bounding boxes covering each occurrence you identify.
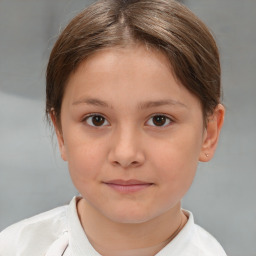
[0,0,226,255]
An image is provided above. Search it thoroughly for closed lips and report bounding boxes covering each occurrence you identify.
[103,180,154,193]
[103,179,153,186]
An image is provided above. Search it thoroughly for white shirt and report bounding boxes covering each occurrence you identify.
[0,197,226,256]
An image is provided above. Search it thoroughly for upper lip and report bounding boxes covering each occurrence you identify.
[103,179,153,186]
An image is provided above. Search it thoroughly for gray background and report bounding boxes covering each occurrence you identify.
[0,0,255,255]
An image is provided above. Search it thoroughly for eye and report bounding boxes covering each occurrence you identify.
[146,115,172,127]
[84,114,109,127]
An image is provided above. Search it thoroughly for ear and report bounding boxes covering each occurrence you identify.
[199,104,225,162]
[50,111,67,161]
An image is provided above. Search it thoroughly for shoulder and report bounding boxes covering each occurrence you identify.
[165,210,227,255]
[191,223,227,256]
[0,205,68,256]
[156,210,227,256]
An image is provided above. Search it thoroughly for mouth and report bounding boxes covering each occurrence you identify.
[103,179,154,193]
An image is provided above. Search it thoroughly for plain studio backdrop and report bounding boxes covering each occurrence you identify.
[0,1,255,255]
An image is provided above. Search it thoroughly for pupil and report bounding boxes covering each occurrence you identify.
[153,116,166,126]
[92,116,105,126]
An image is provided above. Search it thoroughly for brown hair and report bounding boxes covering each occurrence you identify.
[46,0,221,127]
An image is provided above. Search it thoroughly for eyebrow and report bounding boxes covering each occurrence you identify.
[72,98,187,109]
[138,99,188,109]
[72,98,110,108]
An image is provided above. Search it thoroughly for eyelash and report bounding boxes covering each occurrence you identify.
[82,113,110,127]
[146,114,173,127]
[82,113,173,128]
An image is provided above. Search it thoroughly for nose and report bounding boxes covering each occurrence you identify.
[108,127,145,168]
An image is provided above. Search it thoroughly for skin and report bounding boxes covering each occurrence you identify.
[52,44,225,256]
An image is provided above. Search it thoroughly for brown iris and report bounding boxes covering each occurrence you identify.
[152,115,167,126]
[92,115,105,126]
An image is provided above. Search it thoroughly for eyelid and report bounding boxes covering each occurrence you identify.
[145,113,174,127]
[81,113,174,127]
[82,113,110,127]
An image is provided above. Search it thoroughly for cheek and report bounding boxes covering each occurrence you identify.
[149,132,201,193]
[156,151,198,189]
[155,153,198,204]
[65,139,106,184]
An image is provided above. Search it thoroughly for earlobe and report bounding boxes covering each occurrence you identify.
[50,111,67,161]
[199,104,225,162]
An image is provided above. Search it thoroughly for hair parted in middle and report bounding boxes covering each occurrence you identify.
[46,0,221,128]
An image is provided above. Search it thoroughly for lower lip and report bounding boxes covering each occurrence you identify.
[104,183,153,193]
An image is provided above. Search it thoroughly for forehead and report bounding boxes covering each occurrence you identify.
[63,45,201,111]
[78,45,172,74]
[68,45,177,90]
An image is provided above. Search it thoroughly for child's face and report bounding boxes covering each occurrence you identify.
[57,45,208,223]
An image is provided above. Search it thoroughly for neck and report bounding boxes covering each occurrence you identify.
[77,198,187,256]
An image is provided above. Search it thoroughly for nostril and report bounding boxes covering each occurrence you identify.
[108,147,145,168]
[111,160,140,168]
[113,161,120,166]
